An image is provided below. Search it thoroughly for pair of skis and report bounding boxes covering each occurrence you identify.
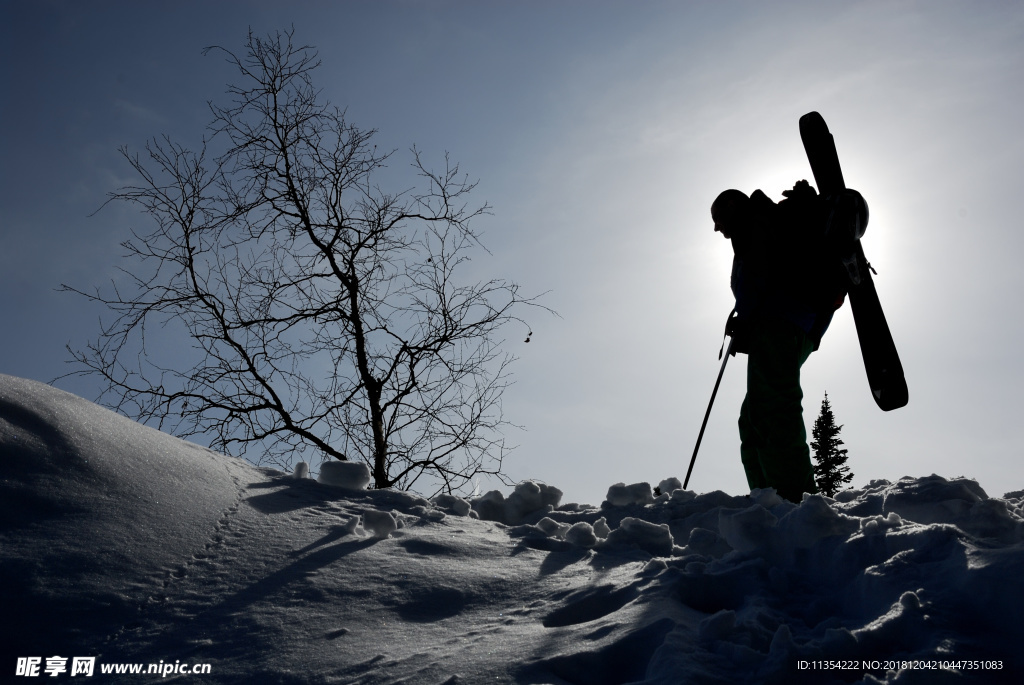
[684,112,907,490]
[799,111,908,412]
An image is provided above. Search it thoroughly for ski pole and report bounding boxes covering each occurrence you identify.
[683,337,735,490]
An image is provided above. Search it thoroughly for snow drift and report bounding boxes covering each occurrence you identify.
[1,373,1021,683]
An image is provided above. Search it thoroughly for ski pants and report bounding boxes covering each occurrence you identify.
[738,317,819,503]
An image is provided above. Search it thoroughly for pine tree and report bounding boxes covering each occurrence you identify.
[811,392,853,497]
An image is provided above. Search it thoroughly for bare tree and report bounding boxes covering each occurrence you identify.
[61,29,547,495]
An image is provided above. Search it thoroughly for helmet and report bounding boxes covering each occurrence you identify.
[711,189,749,233]
[825,188,868,245]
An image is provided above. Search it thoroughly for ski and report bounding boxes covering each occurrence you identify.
[799,111,908,411]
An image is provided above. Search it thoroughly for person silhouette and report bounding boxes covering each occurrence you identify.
[711,181,846,503]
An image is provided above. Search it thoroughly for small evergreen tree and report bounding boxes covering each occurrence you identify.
[811,392,853,497]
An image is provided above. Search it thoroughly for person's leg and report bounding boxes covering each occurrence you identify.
[742,319,817,502]
[738,395,769,491]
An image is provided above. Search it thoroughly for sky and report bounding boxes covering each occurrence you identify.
[2,0,1024,507]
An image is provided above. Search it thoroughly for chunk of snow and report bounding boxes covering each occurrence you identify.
[605,516,673,557]
[657,477,682,496]
[718,504,778,554]
[471,481,562,524]
[776,494,859,548]
[748,487,784,508]
[340,515,360,535]
[432,493,472,517]
[768,622,795,658]
[536,517,570,538]
[564,521,598,548]
[292,461,309,479]
[686,527,730,557]
[362,510,397,538]
[670,489,696,504]
[506,481,562,523]
[471,489,507,523]
[317,460,371,489]
[605,482,655,507]
[698,609,736,641]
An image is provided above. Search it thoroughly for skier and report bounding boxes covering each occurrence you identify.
[711,180,846,503]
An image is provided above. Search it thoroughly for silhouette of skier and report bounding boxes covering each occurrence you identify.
[711,181,846,503]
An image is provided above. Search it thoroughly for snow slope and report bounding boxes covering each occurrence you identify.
[1,374,1022,683]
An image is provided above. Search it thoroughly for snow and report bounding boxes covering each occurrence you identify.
[362,510,399,539]
[318,460,372,489]
[1,373,1021,683]
[605,482,656,507]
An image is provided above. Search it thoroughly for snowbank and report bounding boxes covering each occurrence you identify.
[2,373,1021,683]
[0,374,253,659]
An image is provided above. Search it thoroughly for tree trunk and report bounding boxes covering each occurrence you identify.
[344,267,390,488]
